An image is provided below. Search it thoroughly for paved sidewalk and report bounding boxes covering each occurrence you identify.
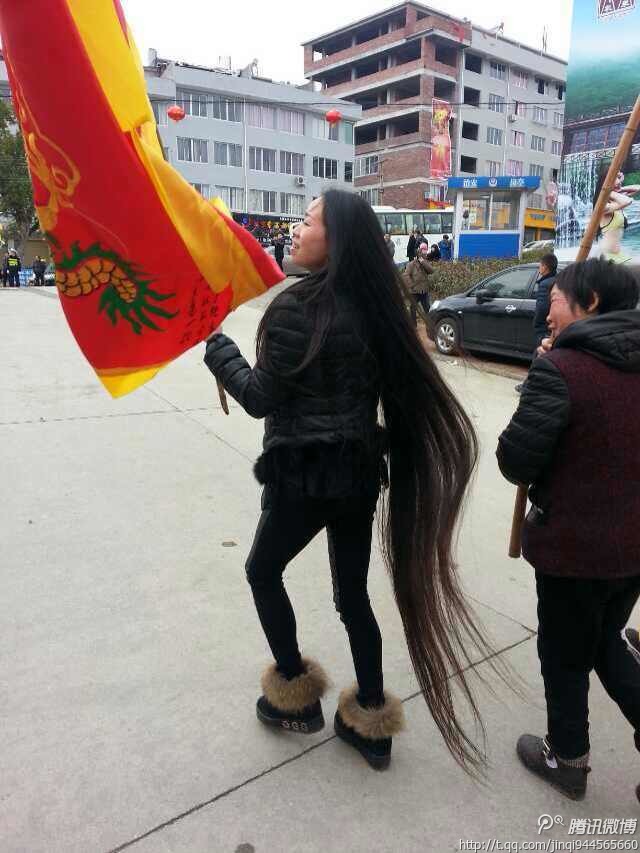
[1,287,638,853]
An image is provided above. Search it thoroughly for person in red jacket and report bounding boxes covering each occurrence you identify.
[497,258,640,801]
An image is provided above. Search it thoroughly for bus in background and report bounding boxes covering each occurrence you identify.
[372,206,454,263]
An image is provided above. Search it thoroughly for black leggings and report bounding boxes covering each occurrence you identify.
[245,484,383,704]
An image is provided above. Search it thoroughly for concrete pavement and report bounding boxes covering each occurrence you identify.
[1,285,638,853]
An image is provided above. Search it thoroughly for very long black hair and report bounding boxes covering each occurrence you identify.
[257,189,492,773]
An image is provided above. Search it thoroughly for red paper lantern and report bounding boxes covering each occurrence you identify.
[325,109,342,125]
[167,105,186,122]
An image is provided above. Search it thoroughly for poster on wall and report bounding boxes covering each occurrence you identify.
[430,99,452,180]
[556,0,640,263]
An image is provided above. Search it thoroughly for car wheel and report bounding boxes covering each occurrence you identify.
[434,317,460,356]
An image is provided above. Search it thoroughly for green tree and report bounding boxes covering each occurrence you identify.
[0,98,37,257]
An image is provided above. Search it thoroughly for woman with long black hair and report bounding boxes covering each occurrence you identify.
[204,190,492,772]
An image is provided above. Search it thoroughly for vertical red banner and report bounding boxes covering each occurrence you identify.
[430,98,452,180]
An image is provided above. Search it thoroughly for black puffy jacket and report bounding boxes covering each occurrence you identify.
[204,284,382,495]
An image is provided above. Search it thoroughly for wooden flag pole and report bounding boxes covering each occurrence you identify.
[508,93,640,559]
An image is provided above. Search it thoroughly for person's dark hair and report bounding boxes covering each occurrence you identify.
[257,189,499,774]
[555,257,639,314]
[593,154,633,208]
[540,253,558,275]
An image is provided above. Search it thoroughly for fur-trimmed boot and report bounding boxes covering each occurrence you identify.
[256,658,329,734]
[516,734,589,801]
[334,685,405,770]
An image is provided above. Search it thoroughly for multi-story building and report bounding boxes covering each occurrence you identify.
[145,52,360,232]
[303,1,567,241]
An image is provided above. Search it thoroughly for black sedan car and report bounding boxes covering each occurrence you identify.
[426,263,565,360]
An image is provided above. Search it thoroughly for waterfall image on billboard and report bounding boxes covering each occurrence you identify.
[557,0,640,262]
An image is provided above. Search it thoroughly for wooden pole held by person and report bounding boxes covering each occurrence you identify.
[217,377,229,415]
[508,93,640,559]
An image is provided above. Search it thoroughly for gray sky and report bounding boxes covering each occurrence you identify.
[122,0,574,82]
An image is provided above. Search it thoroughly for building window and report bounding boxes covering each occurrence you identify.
[312,156,338,179]
[280,193,305,216]
[514,101,527,117]
[512,69,528,89]
[176,89,208,117]
[177,137,208,163]
[557,84,565,101]
[490,61,506,80]
[486,160,501,177]
[249,189,277,213]
[354,155,379,177]
[460,155,477,174]
[359,188,380,205]
[553,112,564,128]
[529,164,544,178]
[530,193,544,209]
[511,130,525,147]
[531,135,545,152]
[488,93,506,113]
[280,151,305,176]
[190,183,210,198]
[249,146,277,172]
[247,103,277,129]
[277,108,304,134]
[465,53,483,73]
[535,77,548,96]
[425,183,446,202]
[487,126,503,146]
[152,100,167,126]
[463,87,481,108]
[211,95,243,122]
[312,117,339,141]
[216,186,245,211]
[344,122,354,145]
[506,159,523,177]
[344,161,353,183]
[462,121,479,141]
[551,140,562,156]
[214,142,243,167]
[532,106,547,125]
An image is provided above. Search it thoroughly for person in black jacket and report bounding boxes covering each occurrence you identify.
[532,253,558,346]
[5,250,21,287]
[205,190,493,773]
[32,255,47,287]
[497,258,640,801]
[515,253,558,393]
[272,232,285,273]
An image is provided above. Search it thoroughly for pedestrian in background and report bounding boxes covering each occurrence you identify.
[427,241,441,262]
[438,234,453,261]
[272,232,285,273]
[497,258,640,802]
[5,250,21,287]
[32,255,46,287]
[406,227,418,261]
[1,252,7,287]
[383,232,395,258]
[403,242,433,326]
[205,189,490,774]
[515,253,558,393]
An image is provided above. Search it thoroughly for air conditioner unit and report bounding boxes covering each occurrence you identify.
[294,176,306,187]
[508,114,517,122]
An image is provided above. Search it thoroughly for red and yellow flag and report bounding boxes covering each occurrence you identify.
[0,0,284,397]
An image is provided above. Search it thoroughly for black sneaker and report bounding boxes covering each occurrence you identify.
[623,628,640,666]
[334,710,392,771]
[516,735,589,801]
[256,696,324,734]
